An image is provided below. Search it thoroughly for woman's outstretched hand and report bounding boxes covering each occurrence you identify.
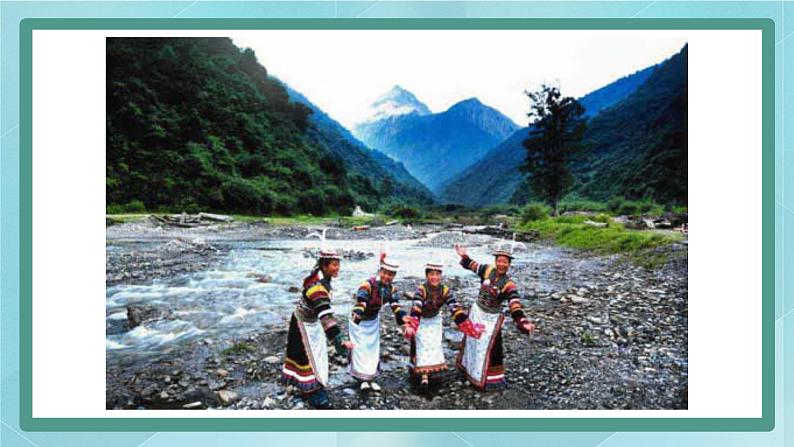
[458,319,485,339]
[402,316,419,339]
[342,340,355,350]
[517,318,535,336]
[454,244,467,258]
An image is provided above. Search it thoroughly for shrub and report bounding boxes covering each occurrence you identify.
[617,200,641,216]
[480,204,521,217]
[558,199,608,213]
[607,196,626,213]
[122,199,146,213]
[607,196,665,216]
[178,198,201,214]
[387,204,421,219]
[520,203,550,224]
[106,204,125,214]
[297,188,328,216]
[220,177,272,214]
[431,203,468,213]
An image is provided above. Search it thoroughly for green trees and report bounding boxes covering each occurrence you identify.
[106,37,414,216]
[519,84,587,215]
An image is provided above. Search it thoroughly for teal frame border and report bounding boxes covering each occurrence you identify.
[18,17,775,432]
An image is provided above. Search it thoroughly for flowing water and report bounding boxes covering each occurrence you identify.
[105,230,587,356]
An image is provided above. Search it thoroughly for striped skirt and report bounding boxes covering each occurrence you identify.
[280,311,329,395]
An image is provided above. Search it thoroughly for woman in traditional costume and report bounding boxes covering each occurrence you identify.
[454,244,534,391]
[406,262,484,394]
[280,244,354,409]
[348,253,413,392]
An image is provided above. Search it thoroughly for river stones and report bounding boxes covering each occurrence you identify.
[217,390,238,406]
[106,222,687,411]
[127,304,172,329]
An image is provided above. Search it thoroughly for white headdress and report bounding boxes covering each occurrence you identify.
[378,236,399,272]
[424,261,444,273]
[307,228,340,260]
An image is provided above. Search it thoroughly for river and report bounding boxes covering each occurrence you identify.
[105,219,688,410]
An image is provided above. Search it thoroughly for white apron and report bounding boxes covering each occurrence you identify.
[348,315,381,380]
[458,303,504,388]
[296,316,329,386]
[414,313,446,373]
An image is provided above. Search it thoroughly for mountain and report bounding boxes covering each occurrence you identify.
[281,82,434,209]
[364,85,432,121]
[106,37,429,216]
[578,65,656,118]
[439,46,686,208]
[561,45,687,204]
[354,91,519,193]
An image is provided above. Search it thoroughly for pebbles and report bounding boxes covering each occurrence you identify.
[302,248,374,261]
[218,390,238,406]
[106,237,220,286]
[106,223,687,411]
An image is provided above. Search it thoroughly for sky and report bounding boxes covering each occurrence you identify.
[231,30,688,129]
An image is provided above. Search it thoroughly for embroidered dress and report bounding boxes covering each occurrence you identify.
[456,256,526,391]
[348,277,406,380]
[459,301,505,389]
[281,272,342,394]
[409,283,469,379]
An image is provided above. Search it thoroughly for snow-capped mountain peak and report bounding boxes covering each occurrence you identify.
[364,85,431,122]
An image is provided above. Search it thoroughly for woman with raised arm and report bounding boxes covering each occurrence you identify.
[454,244,534,391]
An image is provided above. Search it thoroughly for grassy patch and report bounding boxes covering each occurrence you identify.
[107,213,268,224]
[519,215,682,256]
[229,214,269,223]
[222,341,256,356]
[558,199,609,213]
[264,215,339,226]
[606,197,665,217]
[580,331,598,347]
[105,213,150,223]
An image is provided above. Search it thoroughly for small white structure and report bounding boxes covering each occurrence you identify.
[352,205,374,217]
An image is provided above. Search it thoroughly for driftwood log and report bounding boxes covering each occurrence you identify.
[150,213,235,228]
[461,225,539,242]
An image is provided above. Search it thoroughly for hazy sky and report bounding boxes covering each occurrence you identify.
[231,30,687,129]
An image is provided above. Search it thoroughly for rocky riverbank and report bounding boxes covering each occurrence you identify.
[106,220,687,410]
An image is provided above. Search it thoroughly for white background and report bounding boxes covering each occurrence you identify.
[32,29,762,419]
[229,30,688,128]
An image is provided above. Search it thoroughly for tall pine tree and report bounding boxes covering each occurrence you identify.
[520,84,587,215]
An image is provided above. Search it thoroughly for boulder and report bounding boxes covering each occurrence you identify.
[217,389,238,406]
[127,304,172,329]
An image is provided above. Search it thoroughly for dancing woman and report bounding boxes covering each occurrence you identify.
[281,248,354,409]
[348,253,411,391]
[407,262,483,394]
[454,244,534,391]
